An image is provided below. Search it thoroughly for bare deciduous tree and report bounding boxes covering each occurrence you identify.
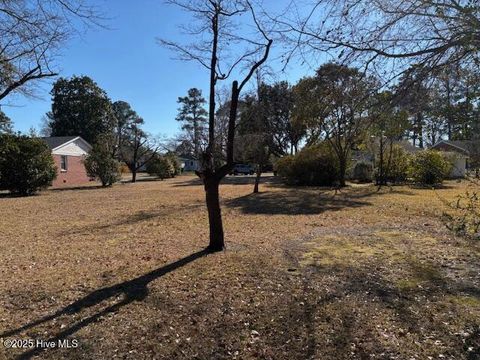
[0,0,101,102]
[275,0,479,78]
[159,0,272,251]
[121,118,161,183]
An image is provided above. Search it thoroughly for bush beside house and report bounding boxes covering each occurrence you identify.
[146,154,178,179]
[165,153,182,176]
[84,141,121,187]
[276,145,339,186]
[0,135,57,195]
[275,144,454,187]
[408,150,452,185]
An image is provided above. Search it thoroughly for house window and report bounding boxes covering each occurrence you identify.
[60,155,68,171]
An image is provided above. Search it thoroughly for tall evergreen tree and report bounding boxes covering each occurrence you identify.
[396,69,431,148]
[48,76,115,144]
[112,101,140,156]
[175,88,208,158]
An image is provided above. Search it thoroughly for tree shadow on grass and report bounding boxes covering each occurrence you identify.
[49,184,105,192]
[226,190,372,215]
[58,203,205,237]
[173,174,280,187]
[2,249,209,360]
[294,260,480,358]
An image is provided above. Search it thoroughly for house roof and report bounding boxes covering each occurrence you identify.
[177,154,198,161]
[42,136,78,150]
[41,136,91,151]
[431,140,480,156]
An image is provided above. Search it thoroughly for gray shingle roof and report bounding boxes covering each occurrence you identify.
[433,140,480,155]
[41,136,78,150]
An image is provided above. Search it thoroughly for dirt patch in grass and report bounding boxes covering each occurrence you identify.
[0,175,479,359]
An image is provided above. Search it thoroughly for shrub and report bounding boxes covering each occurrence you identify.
[408,150,452,185]
[164,153,181,176]
[353,161,373,183]
[84,141,121,187]
[376,145,410,184]
[146,155,175,179]
[0,134,57,195]
[275,155,295,181]
[276,144,339,186]
[443,189,480,240]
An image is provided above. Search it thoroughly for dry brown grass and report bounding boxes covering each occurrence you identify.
[0,174,479,359]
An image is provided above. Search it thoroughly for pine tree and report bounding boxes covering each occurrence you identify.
[175,88,208,158]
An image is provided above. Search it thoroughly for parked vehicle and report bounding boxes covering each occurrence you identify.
[230,164,254,175]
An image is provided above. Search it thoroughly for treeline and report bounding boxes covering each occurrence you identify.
[174,62,479,191]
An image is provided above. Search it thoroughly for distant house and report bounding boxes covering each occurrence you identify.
[178,156,200,172]
[42,136,92,187]
[350,140,421,166]
[431,140,480,178]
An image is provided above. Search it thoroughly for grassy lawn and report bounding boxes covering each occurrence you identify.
[0,174,479,359]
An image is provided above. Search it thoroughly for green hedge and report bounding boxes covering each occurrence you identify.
[275,144,339,186]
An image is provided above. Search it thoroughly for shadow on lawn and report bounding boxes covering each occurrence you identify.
[173,174,280,187]
[58,202,205,237]
[288,261,480,359]
[49,185,105,192]
[2,249,209,360]
[226,190,373,215]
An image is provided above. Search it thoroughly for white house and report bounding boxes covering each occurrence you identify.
[430,140,476,178]
[179,156,200,172]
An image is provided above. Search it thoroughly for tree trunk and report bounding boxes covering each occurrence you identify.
[338,157,347,187]
[253,166,262,193]
[205,177,224,251]
[132,168,137,183]
[385,140,394,184]
[377,136,384,185]
[446,78,453,140]
[417,113,424,148]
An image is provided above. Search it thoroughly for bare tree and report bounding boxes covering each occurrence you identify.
[0,0,101,102]
[121,118,160,183]
[275,0,479,78]
[160,0,272,251]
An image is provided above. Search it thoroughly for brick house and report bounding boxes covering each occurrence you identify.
[42,136,93,187]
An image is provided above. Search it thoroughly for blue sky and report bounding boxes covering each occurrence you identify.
[2,0,316,138]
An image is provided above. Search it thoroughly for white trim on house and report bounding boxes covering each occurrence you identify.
[51,137,92,156]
